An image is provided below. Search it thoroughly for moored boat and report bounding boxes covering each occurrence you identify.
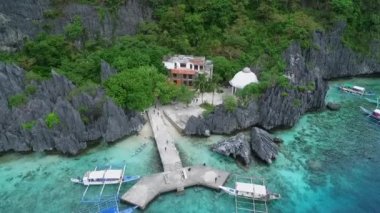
[71,165,140,186]
[360,106,380,124]
[338,85,374,96]
[219,182,281,202]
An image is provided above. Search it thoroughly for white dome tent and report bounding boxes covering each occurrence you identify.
[229,67,259,94]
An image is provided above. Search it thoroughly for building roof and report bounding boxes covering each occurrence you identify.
[236,182,267,195]
[87,170,122,179]
[229,67,258,89]
[164,55,206,65]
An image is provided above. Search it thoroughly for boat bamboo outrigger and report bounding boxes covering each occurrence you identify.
[218,175,280,213]
[338,85,375,96]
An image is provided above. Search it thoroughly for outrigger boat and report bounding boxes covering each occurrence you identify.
[71,164,140,186]
[219,182,281,202]
[338,85,375,96]
[219,175,281,213]
[360,106,380,124]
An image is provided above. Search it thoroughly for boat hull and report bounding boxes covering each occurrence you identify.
[219,186,281,202]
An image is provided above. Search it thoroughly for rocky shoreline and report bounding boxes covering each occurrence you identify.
[0,62,144,155]
[184,22,380,136]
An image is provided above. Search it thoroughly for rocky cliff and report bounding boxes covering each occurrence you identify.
[0,62,144,155]
[185,23,380,135]
[0,0,151,51]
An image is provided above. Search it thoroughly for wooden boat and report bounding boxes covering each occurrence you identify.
[71,165,140,186]
[360,106,380,124]
[219,182,281,202]
[338,85,374,96]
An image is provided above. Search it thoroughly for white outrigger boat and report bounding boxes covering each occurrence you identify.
[219,182,281,202]
[360,96,380,125]
[218,175,281,213]
[71,165,140,186]
[338,85,374,96]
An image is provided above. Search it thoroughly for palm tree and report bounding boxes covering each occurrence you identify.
[210,74,221,105]
[194,74,207,103]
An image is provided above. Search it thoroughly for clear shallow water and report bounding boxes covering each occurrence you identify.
[1,78,380,213]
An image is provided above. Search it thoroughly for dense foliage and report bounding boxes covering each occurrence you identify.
[0,0,378,111]
[104,66,193,111]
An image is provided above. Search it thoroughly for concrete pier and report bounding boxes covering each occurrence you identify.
[121,107,230,209]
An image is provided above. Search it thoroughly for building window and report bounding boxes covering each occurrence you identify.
[190,64,193,69]
[180,63,186,68]
[189,75,193,79]
[173,80,177,84]
[194,65,199,70]
[200,65,204,70]
[174,63,177,68]
[173,74,177,78]
[189,81,193,86]
[183,74,187,79]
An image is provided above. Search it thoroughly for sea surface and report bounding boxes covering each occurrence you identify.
[1,78,380,213]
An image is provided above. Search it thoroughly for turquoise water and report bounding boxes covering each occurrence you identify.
[1,78,380,213]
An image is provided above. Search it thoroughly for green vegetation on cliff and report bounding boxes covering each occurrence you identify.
[45,112,61,129]
[0,0,378,110]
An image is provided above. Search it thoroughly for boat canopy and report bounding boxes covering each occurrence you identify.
[87,170,122,180]
[353,86,365,92]
[236,182,267,196]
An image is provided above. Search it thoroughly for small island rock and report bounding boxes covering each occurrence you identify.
[250,127,279,164]
[211,133,251,165]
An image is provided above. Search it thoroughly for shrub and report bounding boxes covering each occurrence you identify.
[25,85,37,95]
[21,120,37,130]
[8,93,27,108]
[43,9,61,19]
[223,95,238,112]
[293,99,302,107]
[64,16,85,41]
[44,112,60,128]
[68,82,100,99]
[25,71,45,83]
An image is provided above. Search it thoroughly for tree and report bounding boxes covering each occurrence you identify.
[212,56,240,82]
[194,74,208,103]
[209,74,221,105]
[104,66,178,111]
[177,85,195,106]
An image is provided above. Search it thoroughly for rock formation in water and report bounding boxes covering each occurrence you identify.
[185,22,380,136]
[211,133,251,165]
[211,128,280,165]
[0,62,144,155]
[326,102,341,111]
[0,0,151,51]
[250,127,279,164]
